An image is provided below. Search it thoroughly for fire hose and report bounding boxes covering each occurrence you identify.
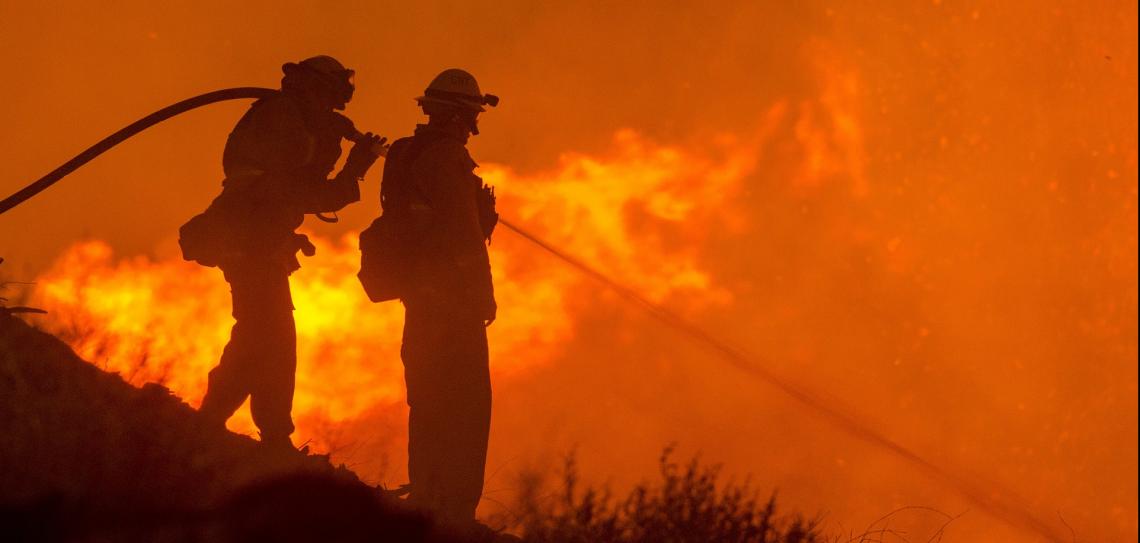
[0,90,1066,542]
[0,87,368,216]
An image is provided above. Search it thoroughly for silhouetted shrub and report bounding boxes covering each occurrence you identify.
[508,448,822,543]
[0,258,42,316]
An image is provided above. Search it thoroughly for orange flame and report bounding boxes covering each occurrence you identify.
[26,44,1134,542]
[30,119,779,443]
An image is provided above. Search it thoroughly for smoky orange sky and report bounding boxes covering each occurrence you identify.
[1,2,1137,542]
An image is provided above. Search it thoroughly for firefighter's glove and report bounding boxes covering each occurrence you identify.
[478,184,498,241]
[293,234,317,257]
[343,133,388,179]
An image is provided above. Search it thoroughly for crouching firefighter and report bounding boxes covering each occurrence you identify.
[179,55,387,450]
[359,69,500,520]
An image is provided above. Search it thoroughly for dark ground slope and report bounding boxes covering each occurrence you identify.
[0,310,820,543]
[0,312,459,542]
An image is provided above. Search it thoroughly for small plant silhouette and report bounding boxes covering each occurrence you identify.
[503,447,823,543]
[0,257,45,316]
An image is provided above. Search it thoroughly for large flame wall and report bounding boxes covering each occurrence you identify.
[3,2,1136,542]
[32,123,750,433]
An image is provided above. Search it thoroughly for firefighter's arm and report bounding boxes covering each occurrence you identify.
[299,133,387,214]
[429,147,496,321]
[224,97,315,183]
[243,99,315,171]
[230,98,337,211]
[242,98,382,213]
[299,173,359,214]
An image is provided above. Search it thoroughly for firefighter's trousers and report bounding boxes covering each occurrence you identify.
[200,264,297,442]
[401,302,492,521]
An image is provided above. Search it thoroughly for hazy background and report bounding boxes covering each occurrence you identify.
[2,2,1136,542]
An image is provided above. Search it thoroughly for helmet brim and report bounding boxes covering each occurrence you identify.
[415,95,485,112]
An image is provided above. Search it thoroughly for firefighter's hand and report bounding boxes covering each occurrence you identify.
[478,184,498,240]
[356,133,387,157]
[371,135,390,158]
[294,234,317,257]
[301,241,316,257]
[344,133,386,177]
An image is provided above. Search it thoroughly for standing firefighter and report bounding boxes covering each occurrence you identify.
[361,69,499,522]
[180,55,386,450]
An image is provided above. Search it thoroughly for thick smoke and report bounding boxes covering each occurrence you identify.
[4,2,1136,542]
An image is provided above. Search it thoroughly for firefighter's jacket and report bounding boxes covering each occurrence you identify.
[395,123,495,318]
[185,91,360,272]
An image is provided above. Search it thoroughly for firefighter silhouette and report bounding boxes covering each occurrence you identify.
[182,56,386,450]
[369,68,499,520]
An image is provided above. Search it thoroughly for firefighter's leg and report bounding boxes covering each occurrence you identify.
[402,307,492,520]
[406,392,446,510]
[402,306,449,511]
[247,273,298,446]
[199,278,260,428]
[438,320,492,520]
